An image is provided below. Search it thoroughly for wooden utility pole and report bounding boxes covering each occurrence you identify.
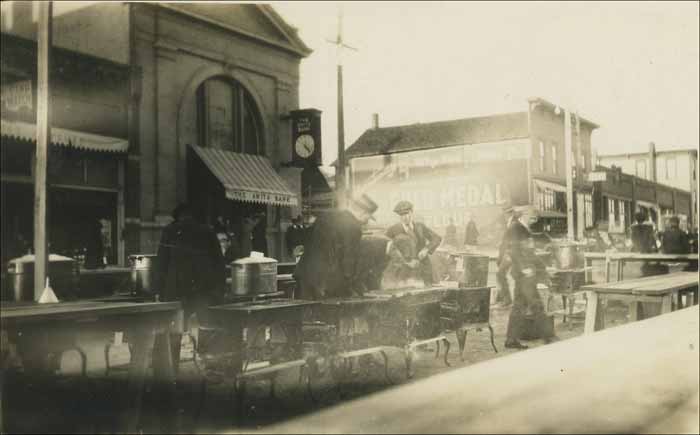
[564,108,575,240]
[326,6,356,208]
[34,1,53,300]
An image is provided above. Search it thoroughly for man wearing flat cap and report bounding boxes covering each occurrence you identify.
[295,193,379,300]
[385,200,442,286]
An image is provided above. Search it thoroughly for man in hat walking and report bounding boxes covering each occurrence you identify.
[294,194,379,300]
[386,200,442,286]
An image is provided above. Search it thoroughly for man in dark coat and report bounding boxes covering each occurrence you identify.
[504,207,558,350]
[155,203,227,369]
[386,200,442,286]
[630,211,657,254]
[464,213,479,246]
[294,194,378,300]
[661,216,690,254]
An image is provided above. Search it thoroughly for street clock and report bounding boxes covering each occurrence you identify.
[290,109,322,166]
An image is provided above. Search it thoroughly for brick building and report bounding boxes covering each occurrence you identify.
[1,2,314,264]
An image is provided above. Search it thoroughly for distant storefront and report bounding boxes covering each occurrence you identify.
[1,33,130,266]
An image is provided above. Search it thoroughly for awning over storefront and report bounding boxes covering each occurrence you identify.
[190,145,298,206]
[1,119,129,153]
[534,178,567,193]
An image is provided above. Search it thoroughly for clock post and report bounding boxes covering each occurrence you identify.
[290,109,322,167]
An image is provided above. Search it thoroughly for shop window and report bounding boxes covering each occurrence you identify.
[197,76,264,155]
[86,153,119,188]
[0,139,33,176]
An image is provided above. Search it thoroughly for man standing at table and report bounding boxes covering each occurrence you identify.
[294,194,378,300]
[386,200,442,286]
[155,203,227,369]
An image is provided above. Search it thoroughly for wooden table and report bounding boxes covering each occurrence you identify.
[261,305,699,434]
[584,252,698,283]
[0,300,181,434]
[581,271,698,334]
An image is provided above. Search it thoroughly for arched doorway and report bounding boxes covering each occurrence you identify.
[188,76,268,256]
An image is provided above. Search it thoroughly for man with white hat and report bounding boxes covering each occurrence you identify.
[294,193,379,300]
[386,200,442,286]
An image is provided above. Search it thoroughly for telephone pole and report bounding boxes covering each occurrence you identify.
[34,1,52,300]
[326,6,357,207]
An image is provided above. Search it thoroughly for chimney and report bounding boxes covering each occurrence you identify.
[372,113,379,129]
[648,142,656,182]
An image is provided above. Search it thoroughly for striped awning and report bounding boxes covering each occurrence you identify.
[1,119,129,153]
[190,145,298,206]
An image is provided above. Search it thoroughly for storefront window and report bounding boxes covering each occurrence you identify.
[197,77,264,155]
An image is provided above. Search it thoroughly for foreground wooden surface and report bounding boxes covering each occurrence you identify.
[250,305,699,434]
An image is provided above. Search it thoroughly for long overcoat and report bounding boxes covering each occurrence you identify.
[294,210,364,300]
[155,216,226,323]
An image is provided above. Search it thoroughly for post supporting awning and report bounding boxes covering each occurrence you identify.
[190,145,298,207]
[1,119,129,153]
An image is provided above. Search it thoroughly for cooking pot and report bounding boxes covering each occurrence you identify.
[128,254,158,295]
[3,254,79,301]
[230,256,278,296]
[551,242,584,270]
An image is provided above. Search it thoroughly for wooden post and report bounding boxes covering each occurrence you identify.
[564,109,575,241]
[337,62,346,208]
[34,1,52,300]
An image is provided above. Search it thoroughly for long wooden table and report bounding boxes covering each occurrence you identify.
[259,305,699,434]
[0,300,181,434]
[584,252,698,283]
[581,271,698,334]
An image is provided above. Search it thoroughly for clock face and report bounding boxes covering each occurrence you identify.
[295,134,315,159]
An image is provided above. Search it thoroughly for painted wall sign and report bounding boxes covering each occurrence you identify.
[1,80,32,112]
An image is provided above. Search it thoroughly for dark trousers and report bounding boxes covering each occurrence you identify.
[496,258,513,304]
[506,275,552,342]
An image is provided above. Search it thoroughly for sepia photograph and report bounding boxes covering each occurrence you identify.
[0,1,698,433]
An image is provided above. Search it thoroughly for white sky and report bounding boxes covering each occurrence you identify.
[272,1,699,166]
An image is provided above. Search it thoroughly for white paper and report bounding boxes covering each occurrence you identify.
[38,285,59,304]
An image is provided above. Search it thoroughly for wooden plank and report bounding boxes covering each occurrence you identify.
[1,301,181,323]
[263,306,699,434]
[584,252,698,261]
[582,272,697,294]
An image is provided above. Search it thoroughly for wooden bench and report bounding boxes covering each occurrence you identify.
[581,271,698,334]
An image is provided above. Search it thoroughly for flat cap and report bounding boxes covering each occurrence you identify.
[393,200,414,215]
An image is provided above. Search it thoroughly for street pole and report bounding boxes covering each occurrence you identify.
[34,1,52,300]
[564,108,575,240]
[326,6,356,209]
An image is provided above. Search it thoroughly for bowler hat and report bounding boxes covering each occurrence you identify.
[393,200,414,215]
[350,194,379,219]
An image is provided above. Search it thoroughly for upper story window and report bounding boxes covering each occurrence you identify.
[552,144,558,175]
[197,77,264,155]
[665,157,677,180]
[635,159,647,179]
[539,141,546,172]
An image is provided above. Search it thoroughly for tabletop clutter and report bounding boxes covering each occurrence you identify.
[1,242,698,432]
